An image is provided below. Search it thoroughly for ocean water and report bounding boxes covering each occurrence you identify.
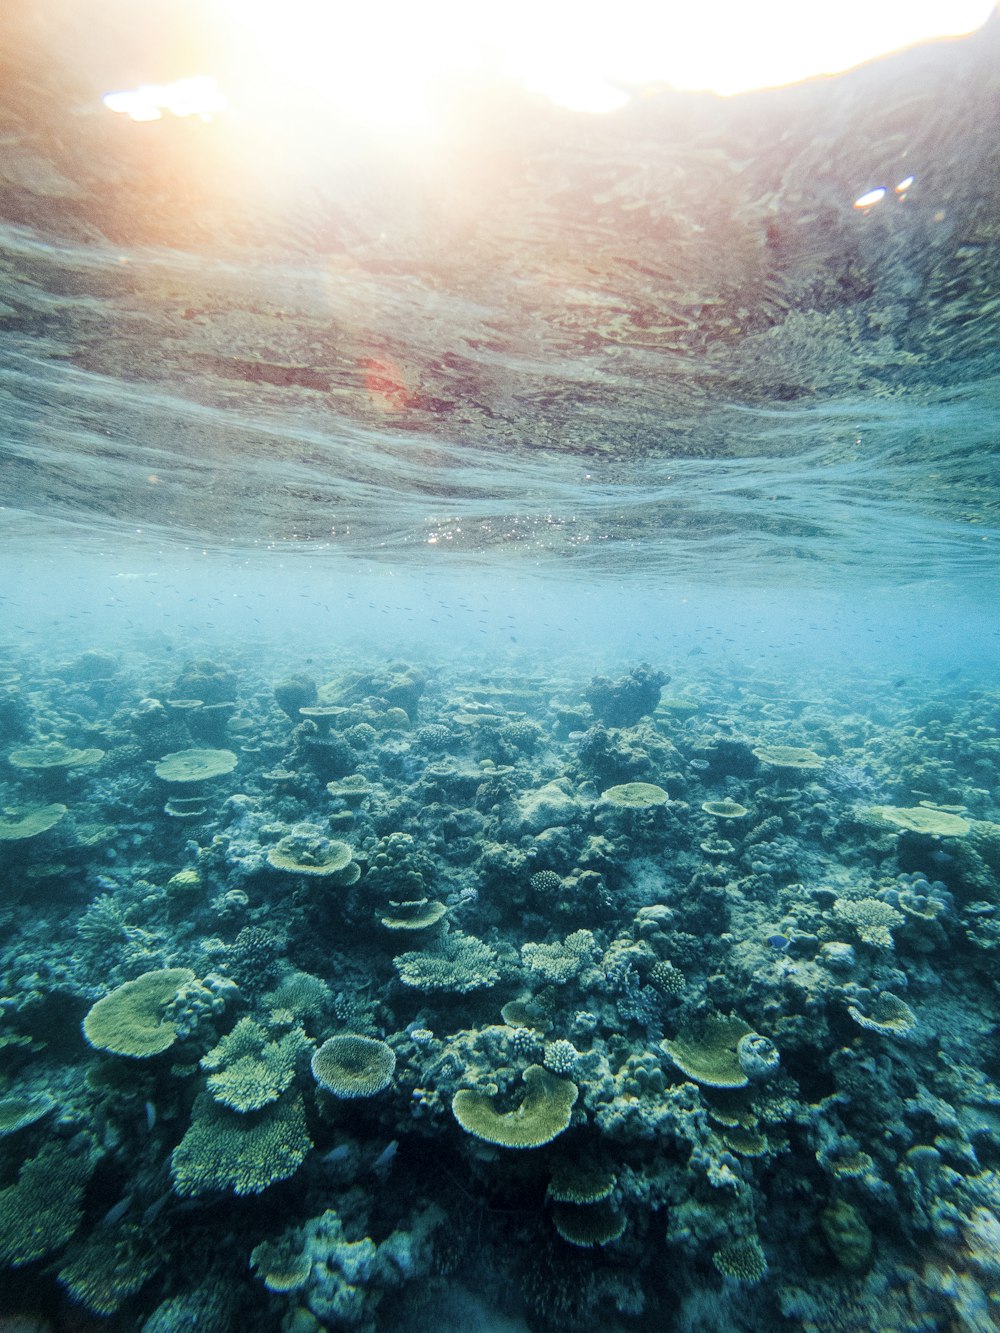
[1,7,1000,1332]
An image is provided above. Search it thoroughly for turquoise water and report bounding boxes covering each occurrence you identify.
[2,9,1000,1332]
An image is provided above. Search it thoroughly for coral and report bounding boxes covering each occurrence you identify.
[171,1091,311,1196]
[82,967,196,1057]
[0,1091,54,1135]
[751,745,824,771]
[251,1233,312,1292]
[833,896,905,948]
[662,1015,755,1089]
[202,1016,312,1112]
[543,1039,579,1075]
[57,1223,163,1314]
[585,664,668,727]
[600,781,670,809]
[736,1033,781,1080]
[452,1064,578,1148]
[8,741,104,770]
[274,674,318,719]
[266,825,358,880]
[394,930,500,992]
[522,929,596,984]
[311,1034,396,1098]
[712,1237,767,1283]
[701,798,749,819]
[820,1200,873,1271]
[0,1141,95,1265]
[867,804,971,837]
[529,869,563,896]
[0,803,67,840]
[847,991,917,1038]
[153,747,238,782]
[551,1201,627,1247]
[649,960,686,996]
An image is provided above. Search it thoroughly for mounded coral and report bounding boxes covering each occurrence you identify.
[83,967,196,1057]
[171,1091,311,1196]
[154,748,238,782]
[452,1064,578,1148]
[585,664,668,727]
[311,1034,396,1098]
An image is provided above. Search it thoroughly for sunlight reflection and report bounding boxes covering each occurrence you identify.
[102,76,227,123]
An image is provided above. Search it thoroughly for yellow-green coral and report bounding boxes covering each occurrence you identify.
[847,991,917,1038]
[0,803,67,841]
[171,1090,311,1197]
[202,1017,312,1113]
[57,1222,163,1313]
[600,782,670,808]
[521,930,596,984]
[712,1236,768,1283]
[394,930,500,992]
[866,804,970,837]
[82,967,195,1057]
[154,748,237,783]
[311,1034,396,1099]
[833,897,905,948]
[250,1236,312,1292]
[0,1091,54,1136]
[266,826,357,880]
[8,742,104,770]
[551,1201,626,1247]
[0,1141,94,1265]
[452,1064,578,1149]
[661,1014,753,1089]
[752,745,824,770]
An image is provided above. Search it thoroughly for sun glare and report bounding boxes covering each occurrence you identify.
[104,1,995,132]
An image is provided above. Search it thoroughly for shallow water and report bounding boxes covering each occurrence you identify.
[1,7,1000,1333]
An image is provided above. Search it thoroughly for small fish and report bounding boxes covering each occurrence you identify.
[371,1139,399,1174]
[319,1143,352,1165]
[100,1193,134,1228]
[142,1190,172,1226]
[145,1100,157,1132]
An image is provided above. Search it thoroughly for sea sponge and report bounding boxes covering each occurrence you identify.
[661,1014,755,1089]
[311,1034,396,1098]
[82,967,196,1057]
[452,1064,578,1149]
[171,1090,311,1196]
[154,748,237,782]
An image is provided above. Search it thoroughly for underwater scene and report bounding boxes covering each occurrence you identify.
[1,4,1000,1331]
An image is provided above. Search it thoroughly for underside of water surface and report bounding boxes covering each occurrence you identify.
[1,6,1000,1333]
